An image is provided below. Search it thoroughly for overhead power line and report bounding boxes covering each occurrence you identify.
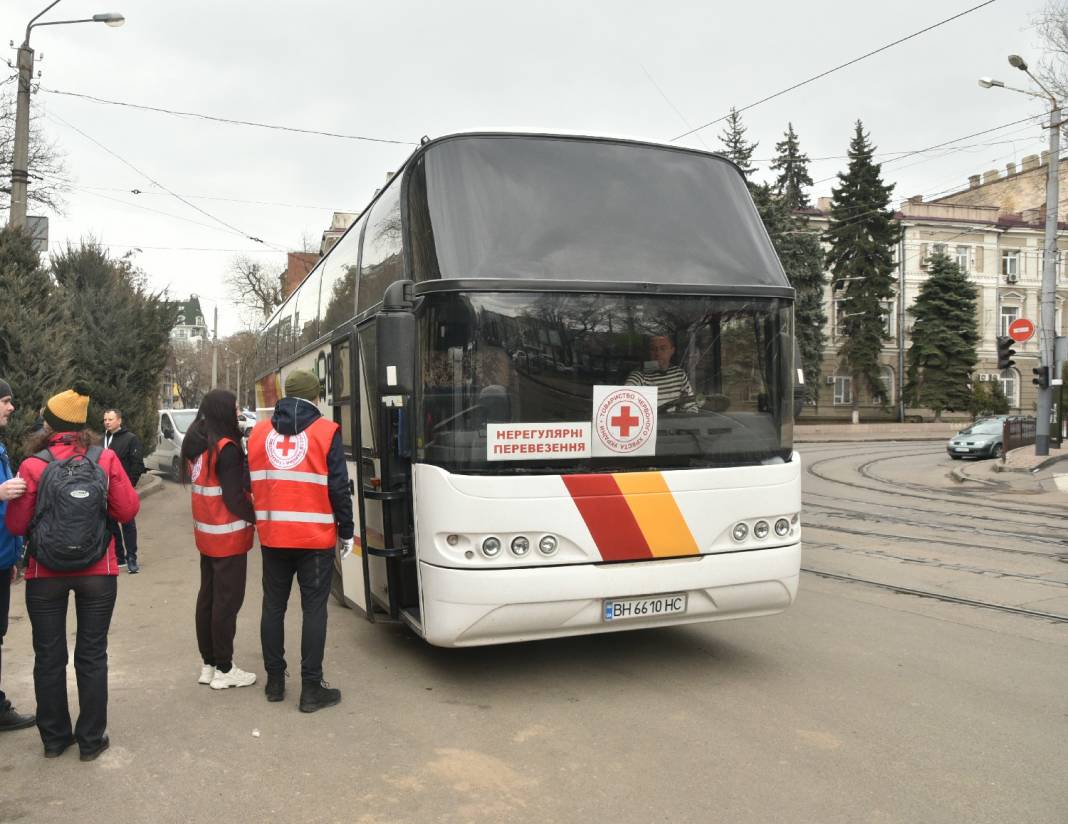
[41,87,418,146]
[45,110,286,250]
[671,0,999,142]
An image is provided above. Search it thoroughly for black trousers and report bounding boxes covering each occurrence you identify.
[195,554,248,670]
[26,575,117,753]
[109,519,138,565]
[260,548,333,682]
[0,568,10,710]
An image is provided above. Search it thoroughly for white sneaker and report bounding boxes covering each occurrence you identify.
[198,664,216,685]
[210,666,257,690]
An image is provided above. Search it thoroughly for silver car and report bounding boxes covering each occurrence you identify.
[946,418,1005,460]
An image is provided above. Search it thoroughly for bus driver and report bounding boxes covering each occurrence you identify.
[625,335,699,412]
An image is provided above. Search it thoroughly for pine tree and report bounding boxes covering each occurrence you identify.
[717,107,757,179]
[770,123,813,210]
[904,251,979,420]
[50,243,177,450]
[825,121,901,416]
[0,226,72,462]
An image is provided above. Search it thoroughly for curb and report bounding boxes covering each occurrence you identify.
[136,472,165,501]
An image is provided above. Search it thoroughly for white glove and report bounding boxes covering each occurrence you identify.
[339,538,355,560]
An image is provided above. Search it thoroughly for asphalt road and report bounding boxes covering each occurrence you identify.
[1,446,1065,824]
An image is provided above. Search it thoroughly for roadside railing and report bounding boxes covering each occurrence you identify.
[1003,418,1036,460]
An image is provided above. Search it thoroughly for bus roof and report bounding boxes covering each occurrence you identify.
[409,132,791,292]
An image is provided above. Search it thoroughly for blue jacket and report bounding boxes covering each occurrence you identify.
[0,442,22,569]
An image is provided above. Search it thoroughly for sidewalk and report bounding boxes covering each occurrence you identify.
[795,422,961,442]
[951,442,1068,493]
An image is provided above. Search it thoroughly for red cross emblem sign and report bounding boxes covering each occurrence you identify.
[592,386,658,457]
[265,430,309,470]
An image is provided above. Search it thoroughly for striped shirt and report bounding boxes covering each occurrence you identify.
[624,365,699,412]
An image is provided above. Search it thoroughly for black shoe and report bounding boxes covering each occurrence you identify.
[127,559,139,574]
[0,706,36,732]
[299,680,341,713]
[79,735,109,762]
[265,672,285,703]
[44,736,76,758]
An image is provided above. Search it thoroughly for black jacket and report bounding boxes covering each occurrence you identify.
[103,426,145,487]
[271,397,354,540]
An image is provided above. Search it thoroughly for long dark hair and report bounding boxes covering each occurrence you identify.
[22,426,100,460]
[180,389,241,477]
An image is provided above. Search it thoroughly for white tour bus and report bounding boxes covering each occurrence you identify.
[254,132,801,647]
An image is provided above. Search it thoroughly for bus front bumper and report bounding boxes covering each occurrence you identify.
[418,543,800,647]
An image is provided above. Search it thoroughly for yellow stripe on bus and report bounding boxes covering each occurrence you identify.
[612,472,700,558]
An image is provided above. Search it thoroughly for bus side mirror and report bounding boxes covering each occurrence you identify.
[377,281,416,397]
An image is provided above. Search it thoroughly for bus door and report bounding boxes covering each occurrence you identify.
[329,331,371,615]
[355,311,420,631]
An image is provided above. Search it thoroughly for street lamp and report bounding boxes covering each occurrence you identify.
[8,1,125,229]
[980,54,1062,456]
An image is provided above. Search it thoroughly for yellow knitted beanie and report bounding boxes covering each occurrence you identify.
[44,381,91,432]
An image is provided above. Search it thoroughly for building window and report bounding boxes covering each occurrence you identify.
[955,246,970,271]
[833,298,846,339]
[881,300,895,337]
[833,374,852,406]
[999,369,1019,407]
[931,243,947,256]
[1002,250,1020,277]
[878,366,895,404]
[999,305,1020,337]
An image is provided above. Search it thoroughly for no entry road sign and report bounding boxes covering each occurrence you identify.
[1008,318,1036,343]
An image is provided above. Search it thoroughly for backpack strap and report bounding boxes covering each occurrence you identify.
[85,446,104,465]
[33,448,56,465]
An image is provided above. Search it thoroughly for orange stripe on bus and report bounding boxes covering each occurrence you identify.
[612,472,700,558]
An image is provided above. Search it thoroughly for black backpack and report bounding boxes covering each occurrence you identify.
[29,447,111,572]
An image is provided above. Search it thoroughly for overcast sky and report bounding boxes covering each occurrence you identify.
[0,0,1053,335]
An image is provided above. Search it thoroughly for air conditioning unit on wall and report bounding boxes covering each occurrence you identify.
[978,373,990,381]
[825,375,835,385]
[1005,272,1019,284]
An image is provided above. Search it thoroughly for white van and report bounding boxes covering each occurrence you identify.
[146,409,197,479]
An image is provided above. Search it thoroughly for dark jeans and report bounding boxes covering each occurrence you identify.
[109,519,138,565]
[26,575,117,753]
[195,554,248,670]
[0,568,9,710]
[260,548,333,682]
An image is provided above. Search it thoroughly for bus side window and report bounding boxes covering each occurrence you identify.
[358,182,403,314]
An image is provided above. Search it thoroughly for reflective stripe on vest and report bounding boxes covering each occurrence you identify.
[189,437,255,557]
[248,416,339,549]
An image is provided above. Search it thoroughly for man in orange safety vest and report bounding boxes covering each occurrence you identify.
[248,369,354,712]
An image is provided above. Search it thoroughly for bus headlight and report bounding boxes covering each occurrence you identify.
[481,537,502,558]
[538,535,558,555]
[754,520,769,539]
[731,523,748,542]
[774,518,790,537]
[510,536,530,557]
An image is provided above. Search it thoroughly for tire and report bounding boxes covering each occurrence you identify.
[949,454,962,460]
[170,457,181,481]
[991,443,1003,460]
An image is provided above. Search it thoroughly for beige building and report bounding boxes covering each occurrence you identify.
[807,153,1068,421]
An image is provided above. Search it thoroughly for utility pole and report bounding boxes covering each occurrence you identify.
[211,306,218,388]
[897,232,906,423]
[236,359,243,409]
[8,3,126,228]
[1037,101,1060,455]
[9,42,34,229]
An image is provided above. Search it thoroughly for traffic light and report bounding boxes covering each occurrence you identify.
[1032,366,1050,390]
[996,336,1016,370]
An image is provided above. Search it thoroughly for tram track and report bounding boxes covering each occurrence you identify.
[804,452,1068,527]
[802,567,1068,624]
[802,515,1068,561]
[802,539,1068,589]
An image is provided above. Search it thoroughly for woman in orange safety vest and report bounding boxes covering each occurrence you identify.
[180,389,257,691]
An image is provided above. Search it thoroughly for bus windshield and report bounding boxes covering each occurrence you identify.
[417,292,793,473]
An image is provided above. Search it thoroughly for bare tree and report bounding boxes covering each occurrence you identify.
[0,91,70,213]
[167,340,212,408]
[226,255,282,324]
[1034,3,1068,101]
